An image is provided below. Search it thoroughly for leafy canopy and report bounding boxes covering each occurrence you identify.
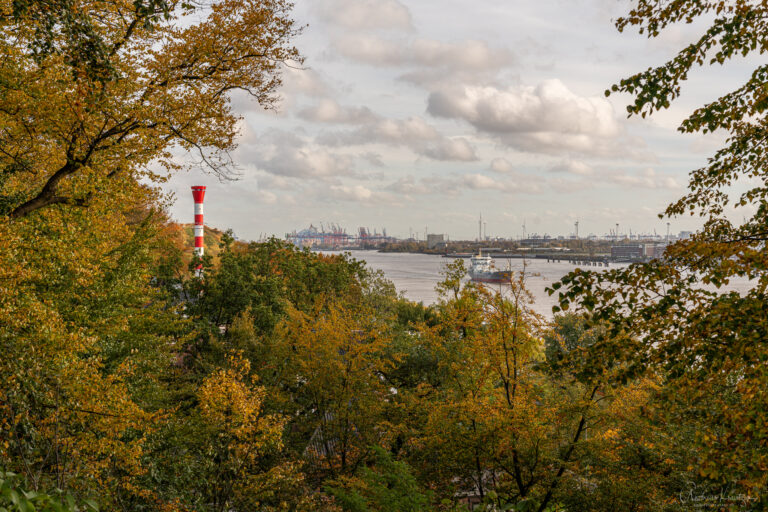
[553,0,768,498]
[0,0,300,218]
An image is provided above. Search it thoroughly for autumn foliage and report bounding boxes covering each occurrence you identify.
[2,0,768,510]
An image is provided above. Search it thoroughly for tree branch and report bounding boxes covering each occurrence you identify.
[536,384,600,512]
[9,161,79,218]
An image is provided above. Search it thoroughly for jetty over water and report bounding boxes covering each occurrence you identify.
[444,252,611,267]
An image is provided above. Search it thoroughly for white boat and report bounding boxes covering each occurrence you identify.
[469,251,513,283]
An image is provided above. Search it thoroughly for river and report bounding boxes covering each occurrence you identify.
[322,250,755,318]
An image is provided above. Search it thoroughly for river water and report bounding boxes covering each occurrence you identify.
[322,250,755,318]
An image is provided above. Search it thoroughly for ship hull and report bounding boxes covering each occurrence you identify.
[470,271,512,284]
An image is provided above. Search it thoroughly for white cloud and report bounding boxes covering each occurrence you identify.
[421,138,478,162]
[331,35,514,85]
[490,157,515,173]
[329,184,373,201]
[255,173,295,190]
[548,160,594,175]
[409,38,514,70]
[253,190,278,205]
[604,167,681,189]
[332,35,403,65]
[279,64,330,98]
[317,116,478,161]
[314,0,413,31]
[428,80,618,136]
[318,116,435,144]
[427,79,647,158]
[360,151,385,167]
[367,116,439,141]
[298,99,378,124]
[548,177,595,193]
[463,173,501,189]
[270,148,355,180]
[385,175,463,197]
[238,130,357,181]
[385,172,544,198]
[385,175,431,195]
[462,173,544,194]
[325,184,402,205]
[549,167,682,192]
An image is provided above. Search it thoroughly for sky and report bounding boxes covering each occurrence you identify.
[161,0,755,241]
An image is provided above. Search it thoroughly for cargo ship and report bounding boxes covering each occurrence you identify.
[469,251,513,283]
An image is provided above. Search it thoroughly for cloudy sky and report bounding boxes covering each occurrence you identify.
[162,0,753,240]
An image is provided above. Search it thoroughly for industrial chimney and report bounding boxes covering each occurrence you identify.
[191,186,206,276]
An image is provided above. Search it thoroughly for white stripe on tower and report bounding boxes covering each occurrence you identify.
[191,186,207,276]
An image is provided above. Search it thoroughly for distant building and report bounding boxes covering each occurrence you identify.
[521,235,552,246]
[644,243,667,259]
[611,244,645,262]
[611,243,668,261]
[427,233,445,249]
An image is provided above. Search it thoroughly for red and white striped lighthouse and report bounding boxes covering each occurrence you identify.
[191,185,206,276]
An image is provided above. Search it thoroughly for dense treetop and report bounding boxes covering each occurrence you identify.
[0,0,300,218]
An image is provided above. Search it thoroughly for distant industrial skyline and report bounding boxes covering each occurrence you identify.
[280,218,689,245]
[162,0,757,240]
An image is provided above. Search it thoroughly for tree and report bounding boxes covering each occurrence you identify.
[257,301,395,481]
[0,0,304,505]
[0,471,99,512]
[325,446,432,512]
[0,0,300,218]
[552,0,768,503]
[6,0,172,82]
[0,196,187,507]
[185,237,377,342]
[403,267,608,512]
[192,355,298,512]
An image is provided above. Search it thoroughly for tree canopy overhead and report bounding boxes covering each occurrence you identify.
[611,0,768,231]
[553,0,768,500]
[0,0,301,218]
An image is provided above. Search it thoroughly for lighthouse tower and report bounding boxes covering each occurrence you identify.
[191,186,206,276]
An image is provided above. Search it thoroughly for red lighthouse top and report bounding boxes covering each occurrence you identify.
[191,185,206,203]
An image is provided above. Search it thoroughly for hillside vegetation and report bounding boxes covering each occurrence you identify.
[175,223,232,264]
[2,0,768,510]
